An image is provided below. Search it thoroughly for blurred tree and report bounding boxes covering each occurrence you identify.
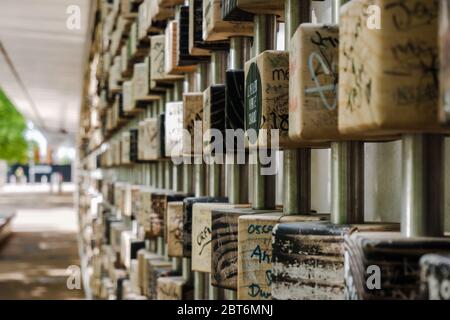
[0,89,28,163]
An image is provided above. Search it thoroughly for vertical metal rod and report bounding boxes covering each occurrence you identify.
[252,15,277,210]
[194,63,209,299]
[330,141,365,224]
[283,0,312,216]
[172,257,182,273]
[401,134,444,238]
[182,73,194,285]
[253,15,276,56]
[228,37,251,205]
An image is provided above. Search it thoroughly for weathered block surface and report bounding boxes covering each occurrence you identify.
[223,0,284,17]
[137,249,159,295]
[165,102,184,158]
[203,85,226,153]
[157,276,194,300]
[145,259,174,299]
[220,0,253,22]
[165,20,196,75]
[150,35,183,87]
[210,208,280,290]
[192,203,248,273]
[238,213,328,300]
[272,222,399,300]
[289,24,339,141]
[178,5,209,65]
[203,0,253,41]
[167,202,184,257]
[189,0,228,55]
[339,0,443,135]
[149,193,187,238]
[183,93,204,156]
[245,51,289,148]
[345,232,450,300]
[182,197,228,258]
[420,254,450,300]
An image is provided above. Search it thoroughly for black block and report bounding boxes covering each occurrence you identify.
[179,5,209,65]
[221,0,253,22]
[182,196,228,257]
[225,69,245,131]
[192,0,229,51]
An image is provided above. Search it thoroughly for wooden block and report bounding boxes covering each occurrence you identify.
[339,0,444,136]
[271,222,399,300]
[123,80,135,113]
[133,62,159,103]
[189,0,229,56]
[237,213,328,299]
[289,24,339,142]
[182,197,228,258]
[157,276,194,300]
[245,51,289,148]
[203,85,226,153]
[345,232,450,300]
[178,5,209,66]
[420,254,450,300]
[150,35,184,87]
[122,183,133,216]
[225,69,245,131]
[211,208,280,290]
[165,21,196,75]
[137,250,158,295]
[167,201,184,257]
[121,131,131,164]
[225,0,284,16]
[146,259,174,299]
[192,203,248,273]
[138,0,150,41]
[440,1,450,125]
[183,93,204,156]
[203,0,253,41]
[149,0,174,22]
[138,121,146,161]
[149,193,187,239]
[141,252,164,297]
[139,188,154,235]
[165,101,184,158]
[130,185,141,218]
[220,0,253,22]
[159,0,185,8]
[142,118,163,160]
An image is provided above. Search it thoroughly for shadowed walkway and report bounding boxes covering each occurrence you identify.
[0,184,84,299]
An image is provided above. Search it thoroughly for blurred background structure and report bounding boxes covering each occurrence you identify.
[0,0,95,299]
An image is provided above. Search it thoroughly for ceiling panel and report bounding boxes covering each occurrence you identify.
[0,0,94,146]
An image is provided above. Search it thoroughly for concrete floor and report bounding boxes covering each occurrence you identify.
[0,184,84,299]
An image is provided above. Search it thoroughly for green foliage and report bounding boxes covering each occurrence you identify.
[0,89,29,163]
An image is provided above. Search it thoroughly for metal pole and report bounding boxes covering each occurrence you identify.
[252,14,277,210]
[194,62,208,300]
[401,134,444,237]
[182,74,194,285]
[330,141,365,224]
[328,0,365,225]
[282,0,312,215]
[228,37,251,205]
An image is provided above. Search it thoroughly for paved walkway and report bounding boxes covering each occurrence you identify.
[0,184,84,299]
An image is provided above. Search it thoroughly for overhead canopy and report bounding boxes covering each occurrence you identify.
[0,0,94,147]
